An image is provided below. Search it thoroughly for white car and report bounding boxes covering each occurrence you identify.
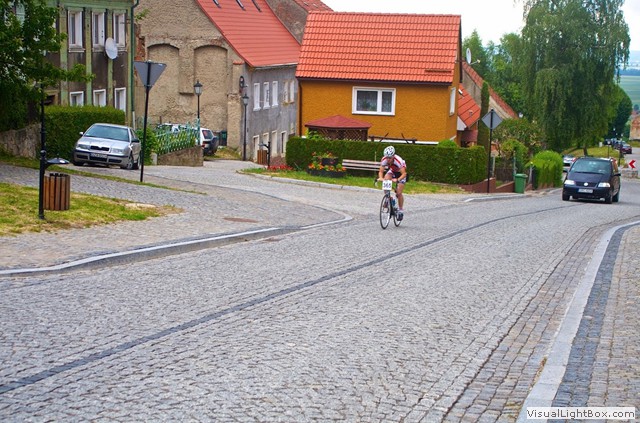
[200,128,219,155]
[73,123,141,170]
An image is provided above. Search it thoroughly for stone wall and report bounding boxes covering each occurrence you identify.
[0,124,39,159]
[157,146,203,167]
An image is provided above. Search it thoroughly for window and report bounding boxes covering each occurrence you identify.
[263,82,270,109]
[92,12,105,47]
[15,3,25,23]
[93,89,106,106]
[280,131,287,154]
[353,87,395,115]
[114,88,126,111]
[68,10,83,49]
[449,87,456,116]
[113,13,126,46]
[288,80,295,103]
[70,91,84,106]
[271,81,278,107]
[253,83,260,110]
[271,131,277,152]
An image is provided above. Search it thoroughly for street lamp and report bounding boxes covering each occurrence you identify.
[242,93,249,161]
[194,80,203,146]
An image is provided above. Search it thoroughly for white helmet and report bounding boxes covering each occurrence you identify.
[383,146,395,158]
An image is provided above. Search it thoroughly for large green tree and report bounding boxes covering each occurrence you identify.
[0,0,89,129]
[520,0,630,152]
[607,84,632,138]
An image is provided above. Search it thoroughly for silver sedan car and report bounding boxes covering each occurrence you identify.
[73,123,141,170]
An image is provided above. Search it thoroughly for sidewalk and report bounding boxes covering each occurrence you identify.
[0,161,347,276]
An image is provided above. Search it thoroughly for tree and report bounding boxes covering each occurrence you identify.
[485,33,527,118]
[520,0,630,153]
[607,84,632,139]
[0,0,89,129]
[462,30,489,78]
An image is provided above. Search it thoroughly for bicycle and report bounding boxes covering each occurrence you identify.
[377,179,402,229]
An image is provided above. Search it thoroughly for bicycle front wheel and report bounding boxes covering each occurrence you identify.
[379,195,391,229]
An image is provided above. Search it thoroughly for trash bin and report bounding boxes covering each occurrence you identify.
[257,150,268,165]
[514,173,527,194]
[219,130,227,146]
[44,172,70,210]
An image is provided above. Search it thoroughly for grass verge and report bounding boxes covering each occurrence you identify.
[0,182,179,237]
[242,168,465,194]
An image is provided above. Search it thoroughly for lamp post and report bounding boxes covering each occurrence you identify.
[37,83,46,219]
[242,93,249,161]
[194,80,203,146]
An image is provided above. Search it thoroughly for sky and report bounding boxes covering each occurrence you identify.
[321,0,640,52]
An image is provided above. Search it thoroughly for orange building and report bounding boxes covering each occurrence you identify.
[296,12,463,144]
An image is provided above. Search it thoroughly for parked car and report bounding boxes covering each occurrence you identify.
[73,123,141,170]
[562,157,620,203]
[618,143,632,154]
[199,128,219,155]
[562,154,576,172]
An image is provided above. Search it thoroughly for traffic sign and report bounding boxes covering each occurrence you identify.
[134,61,166,88]
[481,109,502,130]
[629,159,636,169]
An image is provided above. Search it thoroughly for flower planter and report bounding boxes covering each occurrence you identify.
[307,169,345,178]
[321,157,338,166]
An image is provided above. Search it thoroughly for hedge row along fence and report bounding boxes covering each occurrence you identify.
[286,137,487,185]
[45,106,125,161]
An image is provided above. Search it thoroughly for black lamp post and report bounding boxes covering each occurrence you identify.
[194,80,203,145]
[242,93,249,161]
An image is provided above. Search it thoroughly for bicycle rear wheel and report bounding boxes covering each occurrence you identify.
[380,195,391,229]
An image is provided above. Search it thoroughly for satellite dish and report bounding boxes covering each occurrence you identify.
[105,38,117,60]
[466,48,472,64]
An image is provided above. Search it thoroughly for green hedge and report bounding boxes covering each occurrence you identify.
[45,106,125,160]
[286,137,487,185]
[529,150,563,188]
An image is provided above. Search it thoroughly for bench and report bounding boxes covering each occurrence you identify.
[342,159,380,172]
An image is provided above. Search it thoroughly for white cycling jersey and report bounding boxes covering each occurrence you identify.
[380,154,406,179]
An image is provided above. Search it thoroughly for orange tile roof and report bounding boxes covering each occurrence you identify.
[196,0,300,68]
[458,84,480,127]
[297,12,461,83]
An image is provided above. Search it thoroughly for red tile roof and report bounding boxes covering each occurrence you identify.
[297,12,461,83]
[291,0,332,12]
[458,84,480,127]
[463,62,518,118]
[196,0,300,68]
[305,114,372,129]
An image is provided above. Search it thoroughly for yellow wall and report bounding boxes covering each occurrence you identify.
[299,79,459,142]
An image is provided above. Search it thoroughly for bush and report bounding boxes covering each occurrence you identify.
[529,150,563,188]
[46,106,125,160]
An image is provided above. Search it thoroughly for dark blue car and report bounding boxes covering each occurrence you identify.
[562,157,621,204]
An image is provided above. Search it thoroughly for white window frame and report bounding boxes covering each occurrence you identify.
[113,13,126,47]
[92,12,105,47]
[114,88,126,112]
[449,87,456,116]
[70,91,84,106]
[271,81,278,107]
[288,80,295,103]
[68,10,83,49]
[253,83,260,110]
[352,87,395,115]
[280,131,287,154]
[93,89,106,106]
[15,3,26,22]
[263,82,270,109]
[252,135,260,160]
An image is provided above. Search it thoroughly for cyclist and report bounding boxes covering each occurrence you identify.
[377,145,407,220]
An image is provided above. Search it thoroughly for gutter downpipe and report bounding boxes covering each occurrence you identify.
[130,0,140,129]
